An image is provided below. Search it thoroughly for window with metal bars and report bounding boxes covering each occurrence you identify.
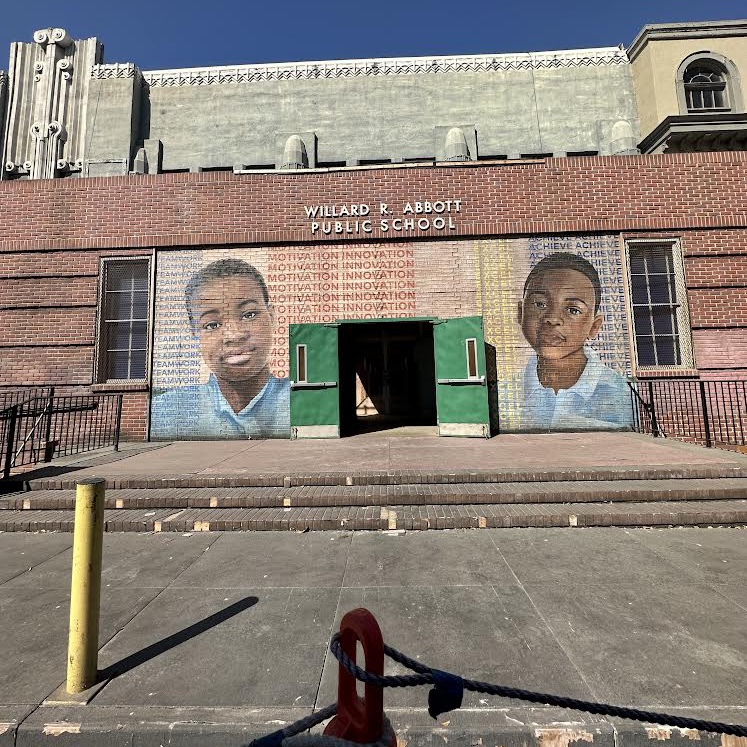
[683,63,729,111]
[627,242,692,369]
[98,259,150,381]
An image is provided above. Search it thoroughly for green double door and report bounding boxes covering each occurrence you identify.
[289,317,489,438]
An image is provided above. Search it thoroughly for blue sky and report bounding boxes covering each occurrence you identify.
[0,0,744,69]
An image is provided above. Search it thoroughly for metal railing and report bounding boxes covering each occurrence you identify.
[1,390,123,480]
[629,379,747,449]
[0,387,55,412]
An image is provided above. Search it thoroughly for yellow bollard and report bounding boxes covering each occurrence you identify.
[66,477,105,693]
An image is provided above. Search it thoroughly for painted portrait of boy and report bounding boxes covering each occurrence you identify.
[506,252,632,431]
[150,258,290,439]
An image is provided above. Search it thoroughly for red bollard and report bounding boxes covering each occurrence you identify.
[324,608,396,746]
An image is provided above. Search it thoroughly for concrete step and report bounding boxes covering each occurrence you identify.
[2,478,747,510]
[0,499,745,532]
[11,463,747,491]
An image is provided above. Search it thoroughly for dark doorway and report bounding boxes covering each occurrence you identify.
[338,321,437,435]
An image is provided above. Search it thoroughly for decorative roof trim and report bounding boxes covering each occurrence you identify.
[90,47,628,87]
[91,62,141,80]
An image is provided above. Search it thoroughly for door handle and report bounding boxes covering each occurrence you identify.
[290,381,338,390]
[436,376,485,385]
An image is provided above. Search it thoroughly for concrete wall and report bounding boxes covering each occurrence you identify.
[0,32,643,177]
[85,70,142,176]
[135,60,637,170]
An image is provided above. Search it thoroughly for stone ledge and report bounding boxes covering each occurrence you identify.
[0,499,744,532]
[4,478,747,511]
[16,463,747,491]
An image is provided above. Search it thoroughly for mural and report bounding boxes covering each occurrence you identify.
[150,256,289,438]
[150,244,418,439]
[478,235,633,432]
[150,235,632,439]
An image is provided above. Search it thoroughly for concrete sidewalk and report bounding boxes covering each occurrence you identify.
[1,527,745,746]
[9,432,747,484]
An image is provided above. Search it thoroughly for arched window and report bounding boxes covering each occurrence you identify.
[676,53,743,115]
[683,62,728,111]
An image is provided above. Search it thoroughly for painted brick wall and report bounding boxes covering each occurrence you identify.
[0,152,745,440]
[150,235,632,438]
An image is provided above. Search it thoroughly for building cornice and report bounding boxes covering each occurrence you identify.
[628,20,747,62]
[91,47,628,87]
[638,113,747,154]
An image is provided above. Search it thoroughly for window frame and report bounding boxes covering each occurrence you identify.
[465,338,479,379]
[625,239,694,372]
[676,52,743,116]
[95,256,153,384]
[296,344,308,384]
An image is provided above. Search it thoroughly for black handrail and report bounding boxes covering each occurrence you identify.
[629,378,747,449]
[1,392,123,480]
[627,382,663,438]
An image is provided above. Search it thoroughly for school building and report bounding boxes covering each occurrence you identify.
[0,20,746,443]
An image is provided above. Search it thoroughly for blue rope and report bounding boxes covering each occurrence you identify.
[330,634,747,737]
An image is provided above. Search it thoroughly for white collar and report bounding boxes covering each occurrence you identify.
[207,374,270,417]
[523,346,605,401]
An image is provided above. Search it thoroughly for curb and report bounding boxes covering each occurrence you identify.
[10,706,746,747]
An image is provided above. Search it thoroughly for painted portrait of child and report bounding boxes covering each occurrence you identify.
[506,252,632,431]
[150,258,290,439]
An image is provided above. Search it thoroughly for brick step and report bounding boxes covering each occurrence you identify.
[0,499,744,532]
[13,463,747,491]
[3,478,747,510]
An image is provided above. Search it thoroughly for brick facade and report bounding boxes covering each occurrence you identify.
[0,153,746,251]
[1,152,745,439]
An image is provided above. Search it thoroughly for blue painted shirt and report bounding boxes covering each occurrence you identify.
[150,374,290,439]
[499,347,633,431]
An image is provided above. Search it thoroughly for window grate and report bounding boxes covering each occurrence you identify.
[99,259,150,381]
[627,242,693,369]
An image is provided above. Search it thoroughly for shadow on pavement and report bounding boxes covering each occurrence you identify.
[98,595,259,682]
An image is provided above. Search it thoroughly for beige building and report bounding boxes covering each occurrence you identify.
[629,20,747,153]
